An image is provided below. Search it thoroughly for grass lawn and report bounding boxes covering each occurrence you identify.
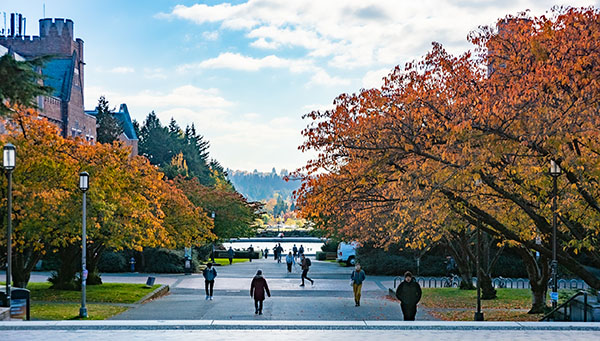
[420,288,544,321]
[31,302,128,320]
[212,258,250,266]
[0,282,161,320]
[26,282,161,304]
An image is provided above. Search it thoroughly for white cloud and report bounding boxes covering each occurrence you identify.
[109,66,135,74]
[85,84,309,171]
[202,30,220,41]
[178,52,317,73]
[362,67,393,89]
[86,85,232,112]
[301,103,334,113]
[162,0,598,69]
[309,70,351,87]
[143,67,168,79]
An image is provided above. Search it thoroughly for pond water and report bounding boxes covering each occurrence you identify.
[222,238,325,256]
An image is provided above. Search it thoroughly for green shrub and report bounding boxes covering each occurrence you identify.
[142,248,186,273]
[357,248,447,276]
[315,251,326,260]
[97,251,128,273]
[321,240,338,252]
[490,252,528,278]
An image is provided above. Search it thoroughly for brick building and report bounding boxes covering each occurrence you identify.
[0,18,96,141]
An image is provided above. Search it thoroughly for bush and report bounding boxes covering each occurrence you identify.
[490,252,528,278]
[316,251,326,260]
[97,251,128,273]
[357,247,447,276]
[321,240,338,252]
[143,248,187,273]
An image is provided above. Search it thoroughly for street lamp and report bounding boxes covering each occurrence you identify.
[2,143,15,308]
[79,171,89,318]
[549,160,561,310]
[474,178,484,321]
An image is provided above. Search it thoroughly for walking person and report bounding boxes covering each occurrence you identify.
[351,263,366,306]
[227,246,234,265]
[273,244,278,261]
[299,254,314,286]
[395,271,422,321]
[248,244,254,262]
[202,263,217,300]
[292,244,298,260]
[264,247,269,259]
[250,269,271,315]
[285,251,295,273]
[299,245,305,257]
[277,243,284,263]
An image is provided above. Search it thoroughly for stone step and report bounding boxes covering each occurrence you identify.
[0,307,10,321]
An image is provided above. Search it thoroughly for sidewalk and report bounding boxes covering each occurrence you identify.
[1,320,599,341]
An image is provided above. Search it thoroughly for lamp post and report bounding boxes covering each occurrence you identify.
[474,178,484,321]
[549,160,561,310]
[79,171,89,318]
[2,143,15,308]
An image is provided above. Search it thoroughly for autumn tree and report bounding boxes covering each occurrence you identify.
[0,108,215,288]
[296,7,600,313]
[173,175,262,241]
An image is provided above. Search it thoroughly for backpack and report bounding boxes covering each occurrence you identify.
[305,258,311,266]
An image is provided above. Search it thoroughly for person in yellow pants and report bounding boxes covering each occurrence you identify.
[351,264,366,306]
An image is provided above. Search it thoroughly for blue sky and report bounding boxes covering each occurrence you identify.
[3,0,599,172]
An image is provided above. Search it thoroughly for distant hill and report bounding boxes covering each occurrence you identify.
[227,168,300,202]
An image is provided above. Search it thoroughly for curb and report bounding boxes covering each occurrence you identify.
[136,284,170,304]
[0,320,599,331]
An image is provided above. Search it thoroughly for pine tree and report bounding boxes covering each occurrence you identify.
[95,96,124,144]
[0,54,51,115]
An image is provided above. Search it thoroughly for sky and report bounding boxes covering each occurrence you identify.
[2,0,599,172]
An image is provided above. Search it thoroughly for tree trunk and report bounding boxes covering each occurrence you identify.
[86,244,104,285]
[445,233,475,290]
[12,249,42,288]
[479,272,497,299]
[50,244,80,290]
[514,246,550,314]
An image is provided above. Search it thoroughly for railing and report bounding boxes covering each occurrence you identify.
[391,276,588,289]
[540,290,589,322]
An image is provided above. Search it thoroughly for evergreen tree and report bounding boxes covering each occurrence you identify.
[95,96,124,144]
[138,112,213,184]
[0,54,51,115]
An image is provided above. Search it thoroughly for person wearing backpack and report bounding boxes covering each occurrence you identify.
[202,263,217,300]
[351,263,366,306]
[299,254,314,286]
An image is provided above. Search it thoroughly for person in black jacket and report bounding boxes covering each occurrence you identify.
[395,271,422,321]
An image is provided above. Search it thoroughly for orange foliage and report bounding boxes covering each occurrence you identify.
[295,7,600,288]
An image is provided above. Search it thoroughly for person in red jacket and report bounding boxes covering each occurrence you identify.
[250,269,271,315]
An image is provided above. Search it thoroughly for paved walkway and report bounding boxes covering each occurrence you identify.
[112,258,435,321]
[2,259,431,320]
[1,321,599,340]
